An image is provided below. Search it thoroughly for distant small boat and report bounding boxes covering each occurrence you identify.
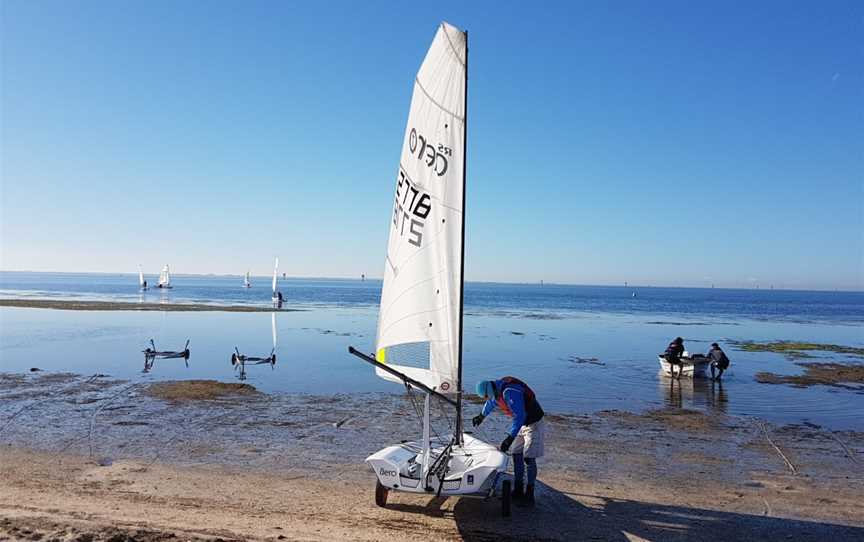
[138,265,148,291]
[157,265,172,289]
[243,271,251,288]
[271,257,281,305]
[658,353,709,378]
[632,292,636,298]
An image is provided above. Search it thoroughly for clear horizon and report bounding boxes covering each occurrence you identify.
[2,2,862,291]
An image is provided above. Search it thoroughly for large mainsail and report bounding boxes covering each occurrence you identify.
[138,266,146,289]
[375,22,467,395]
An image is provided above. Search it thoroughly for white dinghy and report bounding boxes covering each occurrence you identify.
[157,264,172,289]
[349,22,513,516]
[243,271,252,288]
[138,266,148,291]
[658,352,710,378]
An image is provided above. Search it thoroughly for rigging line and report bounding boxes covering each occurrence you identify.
[414,77,463,122]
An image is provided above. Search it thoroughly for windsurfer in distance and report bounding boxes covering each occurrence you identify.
[664,337,685,379]
[472,377,545,507]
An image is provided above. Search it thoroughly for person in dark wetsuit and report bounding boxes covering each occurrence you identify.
[707,342,730,381]
[473,378,545,507]
[664,337,685,379]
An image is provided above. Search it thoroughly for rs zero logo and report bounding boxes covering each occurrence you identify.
[379,468,397,477]
[409,128,450,177]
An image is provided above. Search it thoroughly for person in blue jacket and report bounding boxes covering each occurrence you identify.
[472,377,545,506]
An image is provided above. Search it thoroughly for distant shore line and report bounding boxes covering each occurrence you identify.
[0,299,303,313]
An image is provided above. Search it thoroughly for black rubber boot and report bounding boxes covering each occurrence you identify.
[517,484,535,507]
[511,482,525,500]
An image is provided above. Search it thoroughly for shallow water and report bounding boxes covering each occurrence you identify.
[1,299,862,430]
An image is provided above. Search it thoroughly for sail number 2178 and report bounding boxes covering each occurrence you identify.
[393,168,431,247]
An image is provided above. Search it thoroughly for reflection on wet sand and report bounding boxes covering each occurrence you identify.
[661,372,729,414]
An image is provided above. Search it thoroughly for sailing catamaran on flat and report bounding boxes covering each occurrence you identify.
[157,264,172,289]
[349,22,512,515]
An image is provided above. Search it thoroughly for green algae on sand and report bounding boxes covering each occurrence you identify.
[755,362,864,390]
[732,340,864,359]
[146,380,260,401]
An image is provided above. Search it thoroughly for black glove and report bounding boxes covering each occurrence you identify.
[472,414,485,427]
[500,434,515,452]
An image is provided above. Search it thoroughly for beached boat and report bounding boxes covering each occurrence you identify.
[658,352,710,378]
[243,271,251,288]
[349,23,513,516]
[157,265,172,289]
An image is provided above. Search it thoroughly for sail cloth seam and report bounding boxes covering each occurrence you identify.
[377,274,441,331]
[440,23,466,68]
[377,306,450,343]
[414,77,464,122]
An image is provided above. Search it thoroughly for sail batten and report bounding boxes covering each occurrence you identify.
[375,22,467,394]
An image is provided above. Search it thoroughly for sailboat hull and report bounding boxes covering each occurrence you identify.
[366,433,509,497]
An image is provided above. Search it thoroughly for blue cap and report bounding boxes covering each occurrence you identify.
[475,380,495,398]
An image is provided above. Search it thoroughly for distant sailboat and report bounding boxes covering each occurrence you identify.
[138,266,148,291]
[157,265,172,289]
[243,271,252,289]
[271,257,281,305]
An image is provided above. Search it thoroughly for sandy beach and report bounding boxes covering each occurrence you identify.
[1,374,862,541]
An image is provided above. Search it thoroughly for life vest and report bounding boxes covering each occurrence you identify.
[495,377,544,425]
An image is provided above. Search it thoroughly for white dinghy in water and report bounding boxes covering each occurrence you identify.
[157,264,172,289]
[349,22,512,516]
[658,352,710,378]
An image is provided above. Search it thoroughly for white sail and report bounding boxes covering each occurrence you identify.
[159,265,171,287]
[272,257,279,298]
[243,271,251,288]
[375,22,467,394]
[138,266,145,288]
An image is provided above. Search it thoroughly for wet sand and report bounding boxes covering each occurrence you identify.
[0,299,304,312]
[1,374,863,540]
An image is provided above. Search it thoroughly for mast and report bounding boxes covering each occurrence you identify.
[455,29,468,443]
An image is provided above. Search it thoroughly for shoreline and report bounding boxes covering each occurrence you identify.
[0,298,305,312]
[1,374,862,540]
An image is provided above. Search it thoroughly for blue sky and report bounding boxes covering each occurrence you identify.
[1,1,861,290]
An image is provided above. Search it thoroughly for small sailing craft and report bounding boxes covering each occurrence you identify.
[157,264,172,289]
[243,271,252,289]
[271,257,283,306]
[143,339,190,372]
[231,313,277,380]
[349,23,513,516]
[658,352,710,378]
[138,266,148,291]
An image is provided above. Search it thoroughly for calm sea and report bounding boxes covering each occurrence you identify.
[1,272,862,430]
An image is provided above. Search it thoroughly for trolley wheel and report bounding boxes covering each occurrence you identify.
[501,479,512,517]
[375,480,389,508]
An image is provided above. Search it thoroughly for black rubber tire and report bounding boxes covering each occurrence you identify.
[375,480,389,508]
[502,479,512,517]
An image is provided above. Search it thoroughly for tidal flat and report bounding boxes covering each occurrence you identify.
[0,373,862,541]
